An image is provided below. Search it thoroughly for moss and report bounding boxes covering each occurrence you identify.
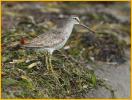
[2,2,129,98]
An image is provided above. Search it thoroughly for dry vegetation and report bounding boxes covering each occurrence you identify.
[2,2,130,98]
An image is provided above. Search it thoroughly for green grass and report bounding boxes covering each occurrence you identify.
[2,28,100,98]
[2,2,130,98]
[2,45,99,98]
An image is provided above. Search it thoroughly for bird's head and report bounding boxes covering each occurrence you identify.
[69,16,80,24]
[69,16,96,33]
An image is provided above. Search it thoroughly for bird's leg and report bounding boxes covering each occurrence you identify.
[48,53,54,73]
[48,52,61,84]
[45,52,50,72]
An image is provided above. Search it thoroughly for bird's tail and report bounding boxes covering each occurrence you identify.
[19,37,30,49]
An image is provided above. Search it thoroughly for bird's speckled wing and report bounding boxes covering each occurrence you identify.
[24,29,65,48]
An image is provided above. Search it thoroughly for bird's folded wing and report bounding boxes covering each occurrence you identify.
[24,30,64,48]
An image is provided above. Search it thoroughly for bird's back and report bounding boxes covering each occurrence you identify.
[23,29,65,49]
[23,17,76,51]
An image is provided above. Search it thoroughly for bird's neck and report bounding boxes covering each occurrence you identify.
[58,21,75,38]
[64,22,74,35]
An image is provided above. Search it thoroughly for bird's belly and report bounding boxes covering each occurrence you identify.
[54,39,67,50]
[28,39,67,53]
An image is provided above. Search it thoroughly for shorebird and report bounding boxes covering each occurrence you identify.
[23,16,95,72]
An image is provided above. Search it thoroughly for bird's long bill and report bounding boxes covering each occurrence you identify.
[79,23,96,34]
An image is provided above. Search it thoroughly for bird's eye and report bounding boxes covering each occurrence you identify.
[73,17,80,22]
